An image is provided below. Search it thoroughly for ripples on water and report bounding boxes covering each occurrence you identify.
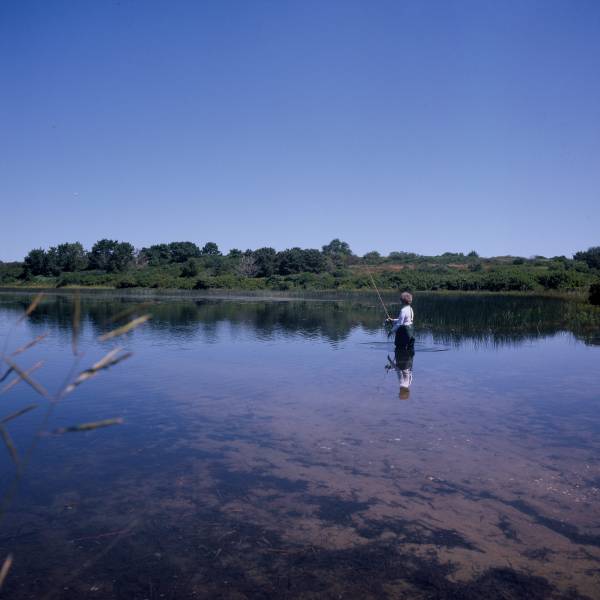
[0,292,599,599]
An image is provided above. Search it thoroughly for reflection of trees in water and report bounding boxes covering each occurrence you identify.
[1,293,597,346]
[182,300,372,342]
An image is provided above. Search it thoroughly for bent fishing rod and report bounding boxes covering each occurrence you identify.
[366,267,392,321]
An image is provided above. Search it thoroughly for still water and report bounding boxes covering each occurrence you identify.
[0,292,599,599]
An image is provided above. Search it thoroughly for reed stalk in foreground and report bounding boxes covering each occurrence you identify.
[0,293,150,590]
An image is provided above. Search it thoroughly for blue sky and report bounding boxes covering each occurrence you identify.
[1,0,599,261]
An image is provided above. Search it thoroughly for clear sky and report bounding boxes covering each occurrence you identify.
[1,0,599,261]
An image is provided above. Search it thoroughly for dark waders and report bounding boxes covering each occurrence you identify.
[394,324,415,351]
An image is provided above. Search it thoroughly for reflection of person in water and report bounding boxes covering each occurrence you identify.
[386,291,415,350]
[386,347,415,400]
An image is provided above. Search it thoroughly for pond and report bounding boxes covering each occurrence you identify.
[0,292,599,599]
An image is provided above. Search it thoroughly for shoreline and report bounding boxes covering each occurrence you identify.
[0,285,589,303]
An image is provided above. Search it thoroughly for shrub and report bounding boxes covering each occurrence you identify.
[537,271,584,290]
[0,262,24,283]
[482,270,536,292]
[174,278,195,290]
[194,276,212,290]
[266,275,291,290]
[56,273,83,287]
[181,259,199,278]
[212,274,239,288]
[239,277,267,290]
[116,277,138,288]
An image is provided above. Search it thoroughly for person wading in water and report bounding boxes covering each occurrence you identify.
[386,291,415,350]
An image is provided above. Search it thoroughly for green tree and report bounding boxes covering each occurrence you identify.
[322,238,350,264]
[168,241,201,263]
[362,251,381,264]
[253,247,277,277]
[89,239,115,270]
[277,248,305,275]
[112,242,135,272]
[277,248,326,275]
[89,239,134,272]
[139,244,171,266]
[23,248,49,276]
[52,242,88,272]
[322,238,352,257]
[303,249,327,273]
[574,247,600,270]
[201,242,221,256]
[45,247,61,275]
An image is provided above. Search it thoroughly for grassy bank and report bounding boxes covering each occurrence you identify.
[0,283,591,299]
[1,264,598,295]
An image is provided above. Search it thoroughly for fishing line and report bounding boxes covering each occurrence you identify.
[366,267,391,320]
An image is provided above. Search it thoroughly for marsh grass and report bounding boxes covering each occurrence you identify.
[0,293,150,590]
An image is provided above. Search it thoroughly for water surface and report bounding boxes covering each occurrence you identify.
[0,293,599,599]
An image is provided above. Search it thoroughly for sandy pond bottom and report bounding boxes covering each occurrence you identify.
[1,296,599,599]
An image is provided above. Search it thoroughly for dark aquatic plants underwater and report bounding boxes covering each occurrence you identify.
[0,292,599,599]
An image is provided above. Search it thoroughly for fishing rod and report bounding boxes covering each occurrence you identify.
[366,267,392,320]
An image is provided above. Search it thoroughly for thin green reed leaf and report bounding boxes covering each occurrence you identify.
[17,292,44,323]
[10,333,49,357]
[1,362,43,395]
[0,367,14,384]
[1,404,38,424]
[63,349,132,396]
[54,417,123,434]
[72,292,81,356]
[2,358,49,399]
[98,314,151,342]
[0,426,19,467]
[0,553,13,590]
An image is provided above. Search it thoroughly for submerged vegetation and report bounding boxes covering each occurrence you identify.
[0,292,598,597]
[1,239,599,298]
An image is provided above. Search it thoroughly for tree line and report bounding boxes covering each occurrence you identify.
[21,239,357,278]
[2,239,598,297]
[21,240,231,276]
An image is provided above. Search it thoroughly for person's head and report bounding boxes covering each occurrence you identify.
[399,387,410,400]
[400,291,413,305]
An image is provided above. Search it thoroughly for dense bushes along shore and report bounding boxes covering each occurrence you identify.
[1,239,599,298]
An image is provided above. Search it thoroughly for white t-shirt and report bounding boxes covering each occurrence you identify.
[395,305,414,326]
